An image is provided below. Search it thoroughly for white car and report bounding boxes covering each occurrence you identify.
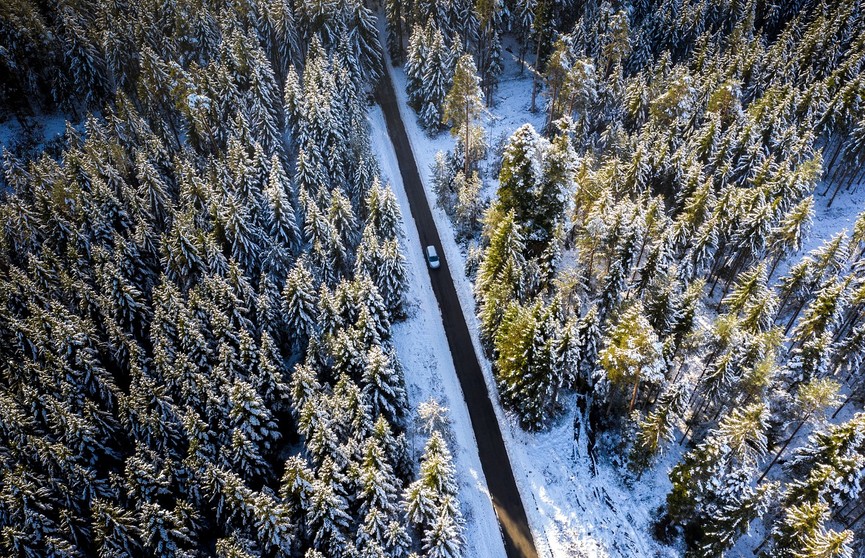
[426,245,440,269]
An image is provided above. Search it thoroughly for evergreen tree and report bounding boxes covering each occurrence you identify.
[385,0,405,62]
[496,124,574,252]
[768,501,854,558]
[493,301,556,429]
[598,302,664,413]
[283,260,319,348]
[453,170,484,237]
[265,154,301,254]
[630,383,685,473]
[406,25,429,110]
[784,413,865,514]
[476,209,526,340]
[403,431,464,553]
[667,403,771,552]
[443,54,485,176]
[362,344,409,426]
[419,25,453,132]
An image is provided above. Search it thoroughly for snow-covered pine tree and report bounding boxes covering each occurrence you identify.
[783,413,865,516]
[365,179,404,241]
[378,237,410,317]
[767,195,815,278]
[283,260,319,348]
[476,209,526,340]
[403,430,465,553]
[453,170,483,237]
[767,501,854,558]
[597,302,665,414]
[667,403,772,553]
[496,123,575,253]
[385,0,405,62]
[419,25,452,132]
[406,25,429,110]
[362,344,409,426]
[356,436,404,548]
[630,383,686,473]
[265,154,301,255]
[443,53,485,176]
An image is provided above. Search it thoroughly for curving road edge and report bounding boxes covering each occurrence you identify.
[374,63,539,558]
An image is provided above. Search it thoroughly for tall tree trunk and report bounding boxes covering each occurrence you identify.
[530,35,543,112]
[785,298,807,335]
[679,395,711,445]
[832,391,855,419]
[845,503,865,529]
[629,379,641,413]
[822,137,846,194]
[464,101,471,177]
[530,0,546,113]
[686,355,716,406]
[767,250,784,281]
[756,417,809,485]
[629,235,649,283]
[707,244,729,297]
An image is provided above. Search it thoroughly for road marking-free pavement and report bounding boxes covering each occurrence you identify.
[374,63,539,558]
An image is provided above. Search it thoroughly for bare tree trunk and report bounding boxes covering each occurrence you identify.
[845,502,865,529]
[679,395,711,445]
[530,35,543,113]
[767,250,784,281]
[785,298,807,335]
[464,101,471,177]
[707,244,729,297]
[822,140,846,195]
[629,379,641,413]
[832,391,855,419]
[756,417,809,485]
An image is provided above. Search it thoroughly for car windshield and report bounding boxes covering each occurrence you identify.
[429,254,438,262]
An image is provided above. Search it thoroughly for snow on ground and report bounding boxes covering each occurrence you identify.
[368,104,507,558]
[731,178,865,555]
[380,47,679,557]
[779,180,865,277]
[0,114,70,151]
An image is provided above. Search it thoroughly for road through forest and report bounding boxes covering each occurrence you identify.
[374,63,539,558]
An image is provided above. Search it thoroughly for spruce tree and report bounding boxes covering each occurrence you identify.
[443,54,484,176]
[403,430,464,554]
[406,25,429,110]
[768,501,854,558]
[598,302,664,413]
[362,344,409,426]
[283,260,319,348]
[419,25,452,132]
[667,403,771,554]
[476,209,526,340]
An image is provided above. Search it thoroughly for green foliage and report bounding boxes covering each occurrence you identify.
[496,124,575,252]
[598,303,664,412]
[443,53,484,172]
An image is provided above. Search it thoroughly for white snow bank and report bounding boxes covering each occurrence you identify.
[368,104,507,558]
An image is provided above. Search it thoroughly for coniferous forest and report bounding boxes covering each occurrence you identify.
[0,1,470,557]
[3,0,865,556]
[391,0,865,556]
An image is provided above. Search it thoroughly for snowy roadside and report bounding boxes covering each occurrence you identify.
[380,56,679,557]
[367,104,507,558]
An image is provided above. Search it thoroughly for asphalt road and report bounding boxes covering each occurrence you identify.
[374,68,539,558]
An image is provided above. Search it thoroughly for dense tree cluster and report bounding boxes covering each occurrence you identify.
[0,1,465,557]
[390,0,576,122]
[414,0,865,555]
